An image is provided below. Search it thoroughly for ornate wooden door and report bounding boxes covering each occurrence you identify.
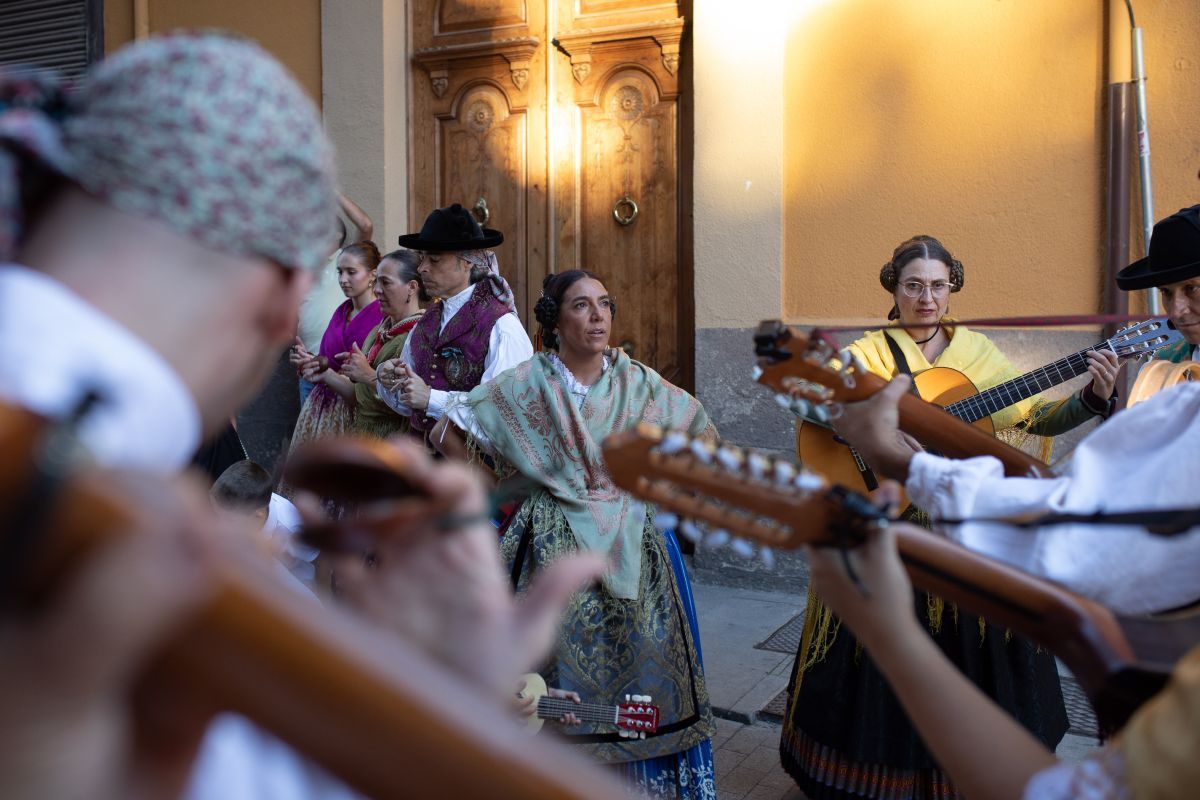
[409,0,691,387]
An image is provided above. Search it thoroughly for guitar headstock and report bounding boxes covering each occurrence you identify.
[1109,316,1183,358]
[603,423,887,564]
[616,694,659,739]
[753,320,882,421]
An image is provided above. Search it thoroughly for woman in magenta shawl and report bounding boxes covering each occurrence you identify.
[286,241,383,461]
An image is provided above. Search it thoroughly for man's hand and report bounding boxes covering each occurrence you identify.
[329,438,606,700]
[1084,349,1121,402]
[395,364,432,411]
[831,375,922,482]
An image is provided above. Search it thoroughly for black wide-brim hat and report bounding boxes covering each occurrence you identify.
[1117,204,1200,290]
[397,203,503,251]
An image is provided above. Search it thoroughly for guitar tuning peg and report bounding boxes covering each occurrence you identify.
[774,393,794,411]
[678,519,702,543]
[760,546,776,569]
[706,529,731,548]
[795,471,824,492]
[652,512,679,531]
[715,446,742,472]
[751,365,763,380]
[773,460,797,485]
[625,694,631,702]
[730,537,755,558]
[747,453,769,480]
[792,398,813,419]
[639,732,646,739]
[689,438,714,464]
[658,431,688,455]
[811,404,830,423]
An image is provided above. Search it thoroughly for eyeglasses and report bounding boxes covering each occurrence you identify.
[899,281,952,299]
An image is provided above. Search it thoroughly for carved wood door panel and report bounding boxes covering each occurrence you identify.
[437,85,531,317]
[408,0,691,387]
[580,70,681,381]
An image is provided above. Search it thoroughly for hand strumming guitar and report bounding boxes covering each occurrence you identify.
[831,375,924,482]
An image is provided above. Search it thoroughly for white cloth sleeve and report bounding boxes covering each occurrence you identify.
[375,335,415,416]
[425,313,533,418]
[375,314,533,420]
[186,715,364,800]
[1021,746,1130,800]
[904,383,1200,615]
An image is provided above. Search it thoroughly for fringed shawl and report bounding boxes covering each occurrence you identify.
[847,323,1041,431]
[466,349,713,599]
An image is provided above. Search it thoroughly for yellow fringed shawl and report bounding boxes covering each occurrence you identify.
[846,323,1041,432]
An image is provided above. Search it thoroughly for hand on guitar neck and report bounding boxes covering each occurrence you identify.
[516,675,583,727]
[829,375,925,483]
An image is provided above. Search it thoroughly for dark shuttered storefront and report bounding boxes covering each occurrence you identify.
[0,0,103,81]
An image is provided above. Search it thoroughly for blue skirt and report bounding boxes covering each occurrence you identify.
[612,530,716,800]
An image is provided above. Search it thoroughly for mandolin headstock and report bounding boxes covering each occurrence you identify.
[753,320,885,423]
[603,423,887,564]
[616,694,659,739]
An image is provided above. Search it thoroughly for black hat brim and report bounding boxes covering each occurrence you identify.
[397,228,504,252]
[1116,253,1200,291]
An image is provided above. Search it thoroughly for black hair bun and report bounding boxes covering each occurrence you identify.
[534,294,558,329]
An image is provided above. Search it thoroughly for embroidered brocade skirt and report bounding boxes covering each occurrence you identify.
[278,384,354,497]
[780,588,1068,800]
[501,494,716,798]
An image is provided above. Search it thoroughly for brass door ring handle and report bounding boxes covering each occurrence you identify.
[473,197,490,226]
[613,195,638,226]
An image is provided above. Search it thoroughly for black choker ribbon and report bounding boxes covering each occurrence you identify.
[912,322,942,345]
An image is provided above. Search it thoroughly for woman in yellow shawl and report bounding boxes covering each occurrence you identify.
[780,235,1121,800]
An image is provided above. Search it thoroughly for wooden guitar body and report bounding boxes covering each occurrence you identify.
[1129,360,1200,407]
[796,366,994,503]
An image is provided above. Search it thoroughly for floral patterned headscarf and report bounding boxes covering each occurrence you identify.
[0,31,337,272]
[460,248,518,313]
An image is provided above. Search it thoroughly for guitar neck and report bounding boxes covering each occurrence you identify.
[893,381,1048,477]
[943,341,1106,424]
[537,698,617,724]
[756,324,1049,478]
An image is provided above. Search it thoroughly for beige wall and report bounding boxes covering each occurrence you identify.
[776,0,1200,326]
[103,0,323,104]
[692,0,786,329]
[321,0,409,248]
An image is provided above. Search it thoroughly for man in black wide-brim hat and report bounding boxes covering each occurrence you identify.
[376,203,533,439]
[1117,203,1200,363]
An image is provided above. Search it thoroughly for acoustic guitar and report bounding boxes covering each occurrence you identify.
[1128,359,1200,407]
[518,673,659,738]
[601,423,1199,735]
[788,318,1179,496]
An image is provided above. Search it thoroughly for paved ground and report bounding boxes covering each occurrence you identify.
[692,578,1100,800]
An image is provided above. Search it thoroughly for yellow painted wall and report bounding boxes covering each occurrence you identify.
[780,0,1200,326]
[103,0,322,104]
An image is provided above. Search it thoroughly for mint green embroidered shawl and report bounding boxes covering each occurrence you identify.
[466,349,714,600]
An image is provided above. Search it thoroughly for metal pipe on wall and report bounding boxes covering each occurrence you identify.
[1104,0,1132,342]
[1127,3,1161,314]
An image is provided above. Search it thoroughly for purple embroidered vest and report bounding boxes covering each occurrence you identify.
[409,280,512,432]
